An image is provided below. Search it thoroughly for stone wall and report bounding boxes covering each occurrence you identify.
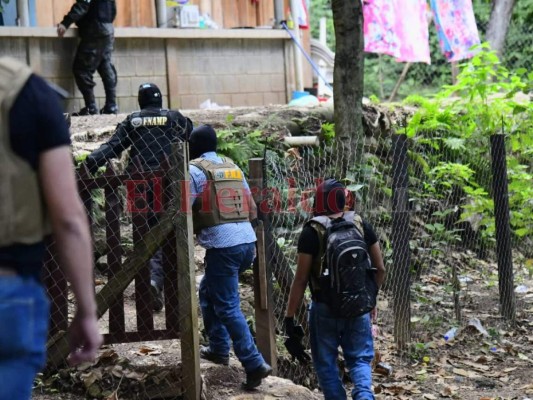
[0,27,295,112]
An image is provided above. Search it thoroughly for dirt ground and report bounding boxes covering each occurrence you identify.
[33,112,533,400]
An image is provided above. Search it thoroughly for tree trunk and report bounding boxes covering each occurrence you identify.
[486,0,517,58]
[331,0,364,176]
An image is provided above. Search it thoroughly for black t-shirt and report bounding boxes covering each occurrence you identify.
[297,217,378,257]
[0,74,71,276]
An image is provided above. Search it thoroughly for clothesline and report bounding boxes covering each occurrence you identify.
[363,0,481,64]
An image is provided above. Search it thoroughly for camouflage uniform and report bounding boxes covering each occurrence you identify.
[60,0,118,114]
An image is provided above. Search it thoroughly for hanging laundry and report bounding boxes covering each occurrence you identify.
[363,0,431,64]
[295,0,309,29]
[363,0,400,58]
[429,0,480,62]
[393,0,431,64]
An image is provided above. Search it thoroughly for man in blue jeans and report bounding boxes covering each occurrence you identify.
[188,125,272,390]
[284,179,386,400]
[0,57,102,399]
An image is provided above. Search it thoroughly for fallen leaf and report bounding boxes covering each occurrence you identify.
[452,368,479,378]
[423,394,437,399]
[440,385,456,397]
[460,360,490,371]
[105,392,118,400]
[503,367,517,373]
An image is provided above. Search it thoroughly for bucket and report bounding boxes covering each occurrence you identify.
[292,90,310,100]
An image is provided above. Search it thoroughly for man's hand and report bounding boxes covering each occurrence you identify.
[57,24,67,37]
[371,307,377,322]
[283,317,311,363]
[67,311,103,366]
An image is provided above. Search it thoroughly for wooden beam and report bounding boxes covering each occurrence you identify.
[249,158,278,373]
[171,142,201,400]
[165,39,180,109]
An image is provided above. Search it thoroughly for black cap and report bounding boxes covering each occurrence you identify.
[138,83,162,109]
[189,125,217,159]
[313,178,346,216]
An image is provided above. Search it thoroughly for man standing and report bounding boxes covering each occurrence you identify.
[284,179,386,400]
[83,83,193,311]
[189,125,272,390]
[57,0,118,116]
[0,57,102,399]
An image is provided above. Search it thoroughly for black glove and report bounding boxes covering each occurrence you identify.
[283,317,311,363]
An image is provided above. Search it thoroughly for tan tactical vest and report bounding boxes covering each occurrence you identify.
[0,57,51,247]
[190,157,250,233]
[308,211,364,295]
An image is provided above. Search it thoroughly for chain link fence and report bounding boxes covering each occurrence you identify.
[37,103,530,398]
[262,121,531,393]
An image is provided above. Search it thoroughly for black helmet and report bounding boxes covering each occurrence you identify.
[138,83,162,109]
[313,178,346,216]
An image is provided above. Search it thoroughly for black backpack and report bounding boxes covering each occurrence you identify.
[310,212,378,318]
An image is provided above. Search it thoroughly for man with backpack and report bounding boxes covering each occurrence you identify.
[284,179,386,400]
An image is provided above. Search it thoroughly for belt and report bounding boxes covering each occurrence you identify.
[0,266,17,276]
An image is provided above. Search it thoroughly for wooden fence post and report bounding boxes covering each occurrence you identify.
[391,134,411,349]
[171,142,201,400]
[249,158,278,373]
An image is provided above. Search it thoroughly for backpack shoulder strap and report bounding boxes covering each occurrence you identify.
[353,214,364,238]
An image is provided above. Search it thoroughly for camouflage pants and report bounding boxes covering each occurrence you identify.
[73,35,117,106]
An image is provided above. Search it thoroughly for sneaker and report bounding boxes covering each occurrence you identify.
[199,345,229,366]
[242,363,272,390]
[72,106,99,116]
[150,280,164,312]
[100,104,119,114]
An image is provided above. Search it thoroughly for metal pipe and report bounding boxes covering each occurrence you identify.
[155,0,168,28]
[17,0,29,27]
[289,0,304,92]
[273,0,283,28]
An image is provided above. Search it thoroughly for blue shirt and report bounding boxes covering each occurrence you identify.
[189,152,257,249]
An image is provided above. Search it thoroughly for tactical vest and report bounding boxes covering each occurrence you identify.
[0,57,51,247]
[307,211,364,299]
[127,109,190,172]
[190,157,250,233]
[85,0,116,23]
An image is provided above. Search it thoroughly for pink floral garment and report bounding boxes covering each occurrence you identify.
[430,0,480,62]
[363,0,400,58]
[363,0,431,64]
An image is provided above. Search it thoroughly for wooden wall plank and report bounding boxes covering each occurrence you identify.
[222,0,238,28]
[211,0,224,28]
[36,1,54,27]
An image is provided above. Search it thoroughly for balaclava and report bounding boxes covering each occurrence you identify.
[189,125,217,159]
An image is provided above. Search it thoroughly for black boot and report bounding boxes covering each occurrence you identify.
[72,104,99,116]
[100,103,119,114]
[101,87,118,114]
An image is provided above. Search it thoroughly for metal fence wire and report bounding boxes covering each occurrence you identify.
[38,110,531,398]
[262,128,530,393]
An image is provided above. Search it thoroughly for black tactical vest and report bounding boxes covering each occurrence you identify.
[127,108,191,172]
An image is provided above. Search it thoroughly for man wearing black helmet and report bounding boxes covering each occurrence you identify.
[83,83,193,311]
[58,0,119,116]
[188,125,273,390]
[284,179,386,400]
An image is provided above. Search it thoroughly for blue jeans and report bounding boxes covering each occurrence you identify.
[0,276,50,400]
[199,242,265,373]
[309,301,375,400]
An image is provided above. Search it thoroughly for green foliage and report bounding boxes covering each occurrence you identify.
[215,129,267,172]
[405,46,533,242]
[0,0,10,14]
